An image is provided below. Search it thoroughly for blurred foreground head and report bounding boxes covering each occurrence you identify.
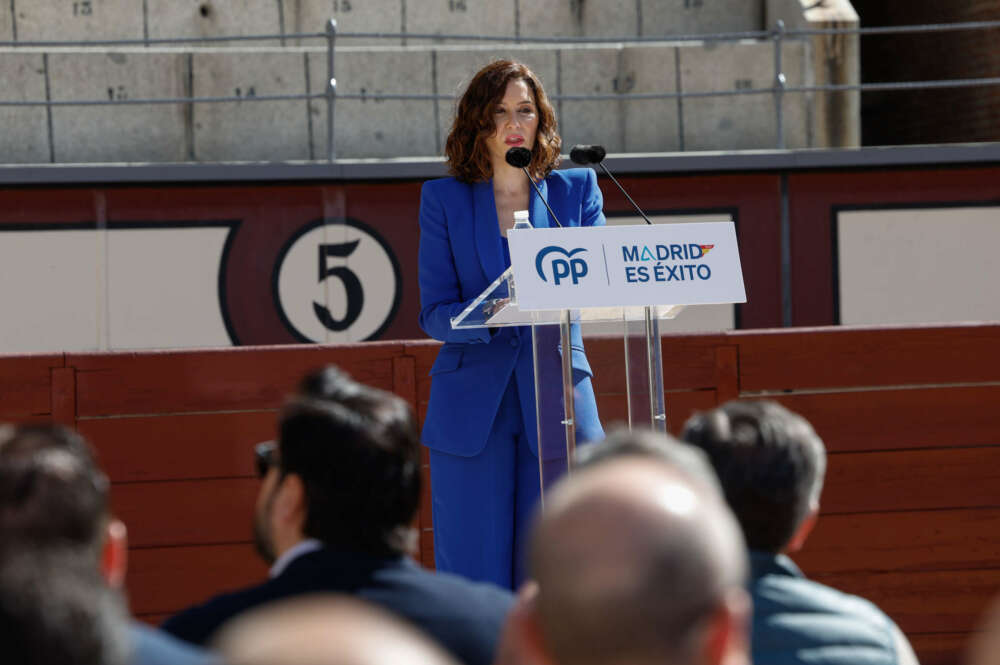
[214,595,461,665]
[0,423,109,555]
[527,428,750,665]
[968,595,1000,665]
[0,425,130,665]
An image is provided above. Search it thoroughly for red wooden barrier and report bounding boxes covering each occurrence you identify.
[0,324,997,665]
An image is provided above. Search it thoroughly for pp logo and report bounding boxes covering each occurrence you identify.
[273,219,401,343]
[535,246,589,286]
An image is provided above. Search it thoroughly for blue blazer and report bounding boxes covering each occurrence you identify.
[418,168,605,458]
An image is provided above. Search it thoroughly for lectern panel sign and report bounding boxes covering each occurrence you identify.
[508,222,746,310]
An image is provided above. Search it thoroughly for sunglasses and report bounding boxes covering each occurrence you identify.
[254,441,279,478]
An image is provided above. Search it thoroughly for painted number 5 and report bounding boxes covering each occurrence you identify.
[314,241,364,331]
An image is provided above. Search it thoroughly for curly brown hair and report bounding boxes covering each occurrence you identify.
[445,60,561,183]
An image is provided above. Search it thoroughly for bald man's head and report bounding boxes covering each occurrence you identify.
[213,595,460,665]
[530,456,749,665]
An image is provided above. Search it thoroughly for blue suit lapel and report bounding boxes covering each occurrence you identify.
[473,180,505,280]
[529,176,552,229]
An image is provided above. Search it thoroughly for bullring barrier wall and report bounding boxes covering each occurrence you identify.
[1,322,998,665]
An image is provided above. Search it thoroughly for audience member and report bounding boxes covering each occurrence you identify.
[682,400,919,665]
[214,594,461,665]
[968,594,1000,665]
[162,365,514,665]
[513,427,751,665]
[0,550,129,665]
[0,423,215,665]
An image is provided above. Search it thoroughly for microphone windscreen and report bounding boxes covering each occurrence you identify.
[505,147,532,168]
[570,145,606,165]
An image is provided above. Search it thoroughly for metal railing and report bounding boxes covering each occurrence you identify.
[1,18,999,161]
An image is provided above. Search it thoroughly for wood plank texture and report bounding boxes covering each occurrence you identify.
[592,334,727,392]
[111,478,259,548]
[127,544,268,616]
[735,324,1000,391]
[812,568,1000,634]
[3,322,999,645]
[714,345,739,404]
[908,633,970,665]
[393,354,417,408]
[796,508,1000,574]
[50,366,76,425]
[80,411,276,482]
[595,389,716,433]
[69,343,404,416]
[0,354,62,418]
[769,386,1000,453]
[821,447,1000,514]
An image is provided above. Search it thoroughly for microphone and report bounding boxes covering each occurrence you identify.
[505,147,563,228]
[569,144,606,165]
[569,144,653,226]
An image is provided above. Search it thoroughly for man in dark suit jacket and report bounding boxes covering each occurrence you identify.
[162,365,514,665]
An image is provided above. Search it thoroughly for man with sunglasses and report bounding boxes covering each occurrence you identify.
[162,365,514,665]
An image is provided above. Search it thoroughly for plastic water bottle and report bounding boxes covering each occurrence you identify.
[507,210,532,304]
[512,209,532,230]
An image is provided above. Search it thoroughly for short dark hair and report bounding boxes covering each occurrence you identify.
[445,60,561,183]
[278,366,422,556]
[0,550,129,665]
[681,400,826,553]
[0,424,109,556]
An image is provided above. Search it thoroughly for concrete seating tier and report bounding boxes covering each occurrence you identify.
[1,0,765,46]
[0,41,813,163]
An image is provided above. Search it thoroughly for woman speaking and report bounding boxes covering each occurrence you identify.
[418,60,605,589]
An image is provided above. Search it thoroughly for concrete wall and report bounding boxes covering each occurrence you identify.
[48,50,189,163]
[7,0,766,44]
[13,0,144,42]
[0,0,856,162]
[0,4,13,42]
[679,39,811,150]
[0,54,50,163]
[309,47,438,159]
[766,0,859,147]
[148,0,285,45]
[0,40,817,162]
[193,50,311,161]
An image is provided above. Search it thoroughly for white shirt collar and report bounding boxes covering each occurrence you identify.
[269,539,323,578]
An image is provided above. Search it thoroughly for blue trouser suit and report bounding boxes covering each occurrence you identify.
[417,169,606,588]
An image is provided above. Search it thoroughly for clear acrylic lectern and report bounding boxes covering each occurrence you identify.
[450,266,684,496]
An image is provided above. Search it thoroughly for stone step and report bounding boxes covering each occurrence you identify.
[0,40,813,163]
[3,0,765,46]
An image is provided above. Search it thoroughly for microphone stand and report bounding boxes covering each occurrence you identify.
[522,170,563,228]
[571,145,665,431]
[595,162,653,226]
[505,147,563,227]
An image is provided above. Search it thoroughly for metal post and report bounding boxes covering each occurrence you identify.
[644,306,666,431]
[326,18,337,162]
[560,310,577,469]
[650,314,667,432]
[623,314,634,430]
[773,19,786,150]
